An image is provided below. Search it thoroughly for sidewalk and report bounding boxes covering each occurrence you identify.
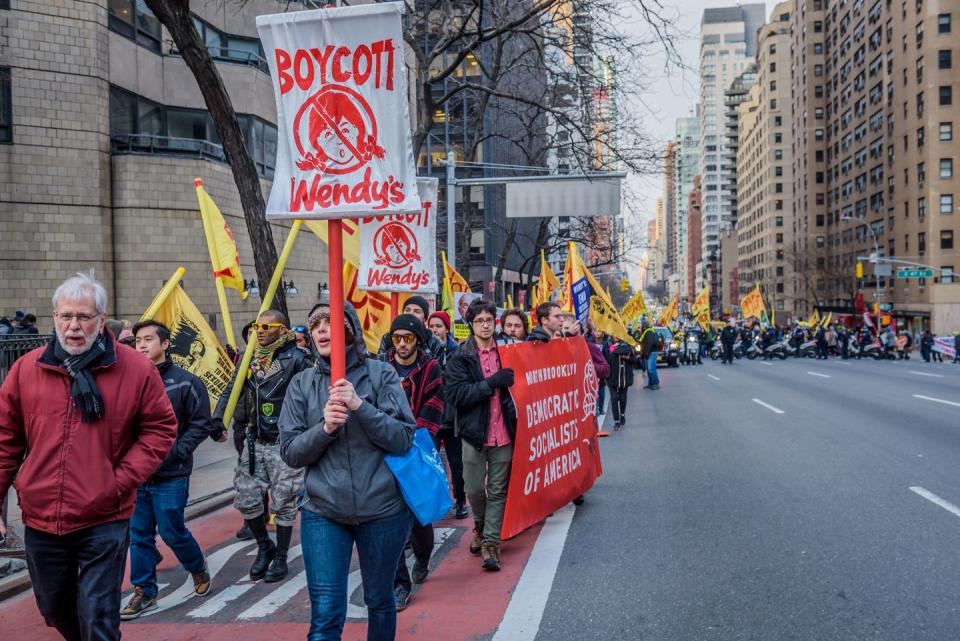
[0,438,238,599]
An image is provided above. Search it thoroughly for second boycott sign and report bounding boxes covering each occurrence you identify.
[498,337,603,540]
[358,178,438,293]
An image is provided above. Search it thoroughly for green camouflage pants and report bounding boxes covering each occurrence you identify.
[234,441,303,527]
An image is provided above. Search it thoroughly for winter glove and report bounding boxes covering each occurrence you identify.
[486,368,515,389]
[233,426,247,455]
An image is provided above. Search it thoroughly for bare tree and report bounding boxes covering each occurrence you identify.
[145,0,286,316]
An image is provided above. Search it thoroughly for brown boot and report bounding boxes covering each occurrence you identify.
[469,522,484,556]
[480,541,500,571]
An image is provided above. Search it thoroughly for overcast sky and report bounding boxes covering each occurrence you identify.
[619,0,775,285]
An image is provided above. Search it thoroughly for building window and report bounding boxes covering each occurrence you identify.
[919,196,926,217]
[942,194,955,213]
[941,122,954,141]
[941,158,954,178]
[189,15,267,72]
[942,266,955,283]
[108,0,162,53]
[939,13,952,33]
[940,49,953,69]
[941,86,954,105]
[942,230,954,249]
[776,216,784,227]
[918,161,926,182]
[774,149,783,160]
[918,126,925,147]
[815,64,824,76]
[919,232,926,253]
[0,67,9,143]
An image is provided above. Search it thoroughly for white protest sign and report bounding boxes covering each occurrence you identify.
[358,178,438,293]
[257,2,420,219]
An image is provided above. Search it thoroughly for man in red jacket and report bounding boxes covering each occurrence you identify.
[0,271,177,641]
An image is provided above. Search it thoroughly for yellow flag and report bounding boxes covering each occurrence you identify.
[658,294,679,326]
[533,249,560,308]
[739,284,766,320]
[195,181,247,300]
[806,308,821,328]
[140,280,235,410]
[304,219,361,267]
[692,286,710,315]
[819,311,832,328]
[506,294,514,309]
[695,308,711,331]
[441,251,471,316]
[621,290,648,323]
[589,295,636,346]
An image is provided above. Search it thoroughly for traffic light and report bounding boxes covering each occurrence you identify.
[620,278,629,293]
[856,262,863,279]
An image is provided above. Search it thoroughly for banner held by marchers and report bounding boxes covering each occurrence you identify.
[498,338,603,540]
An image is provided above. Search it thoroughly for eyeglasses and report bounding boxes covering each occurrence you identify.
[391,333,417,346]
[252,322,285,331]
[471,317,495,327]
[54,312,99,324]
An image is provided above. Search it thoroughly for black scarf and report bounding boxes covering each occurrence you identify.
[52,333,109,423]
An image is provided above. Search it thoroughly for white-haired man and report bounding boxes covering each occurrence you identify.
[0,271,177,641]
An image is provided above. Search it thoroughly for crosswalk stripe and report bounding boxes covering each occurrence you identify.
[237,571,308,619]
[188,583,256,618]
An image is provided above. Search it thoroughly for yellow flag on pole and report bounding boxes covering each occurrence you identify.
[658,294,679,326]
[533,249,560,308]
[621,290,648,323]
[441,251,471,316]
[589,295,636,346]
[739,284,766,320]
[195,181,247,300]
[692,286,710,315]
[140,270,235,409]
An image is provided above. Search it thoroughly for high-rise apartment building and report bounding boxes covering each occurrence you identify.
[698,4,766,298]
[816,0,959,332]
[788,0,829,320]
[737,3,797,318]
[687,175,704,301]
[675,116,700,300]
[662,141,676,277]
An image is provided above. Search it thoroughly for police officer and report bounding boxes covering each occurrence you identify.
[720,323,738,364]
[214,310,311,583]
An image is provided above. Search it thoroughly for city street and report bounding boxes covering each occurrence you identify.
[3,357,959,640]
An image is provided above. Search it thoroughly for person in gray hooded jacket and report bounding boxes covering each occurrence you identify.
[279,299,415,641]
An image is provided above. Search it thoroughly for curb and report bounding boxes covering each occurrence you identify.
[0,488,236,602]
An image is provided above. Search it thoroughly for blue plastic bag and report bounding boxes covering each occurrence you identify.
[385,428,453,525]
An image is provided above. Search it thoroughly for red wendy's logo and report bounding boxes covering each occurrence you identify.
[373,221,420,269]
[294,85,385,174]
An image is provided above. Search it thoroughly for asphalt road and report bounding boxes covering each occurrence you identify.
[538,355,960,641]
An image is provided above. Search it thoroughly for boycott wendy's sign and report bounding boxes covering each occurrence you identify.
[358,178,438,293]
[498,338,603,540]
[257,3,420,219]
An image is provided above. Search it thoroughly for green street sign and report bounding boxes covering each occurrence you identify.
[879,303,894,311]
[896,268,934,279]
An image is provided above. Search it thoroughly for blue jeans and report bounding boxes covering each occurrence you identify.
[129,476,205,598]
[647,352,660,386]
[300,508,411,641]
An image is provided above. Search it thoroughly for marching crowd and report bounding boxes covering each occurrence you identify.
[0,272,652,641]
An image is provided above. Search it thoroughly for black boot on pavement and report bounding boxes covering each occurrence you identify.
[264,525,292,583]
[246,515,276,581]
[236,521,254,540]
[469,521,484,556]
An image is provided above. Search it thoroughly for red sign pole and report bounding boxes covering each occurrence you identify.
[390,292,400,321]
[328,219,346,382]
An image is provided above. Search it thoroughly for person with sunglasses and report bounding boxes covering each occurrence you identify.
[445,298,517,571]
[279,298,415,641]
[383,314,446,611]
[213,310,312,584]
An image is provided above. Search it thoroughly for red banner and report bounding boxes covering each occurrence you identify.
[498,337,603,540]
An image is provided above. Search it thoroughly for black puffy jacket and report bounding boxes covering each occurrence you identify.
[151,360,213,482]
[445,338,518,450]
[604,340,635,389]
[214,339,313,442]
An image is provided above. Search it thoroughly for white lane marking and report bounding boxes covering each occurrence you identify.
[751,398,785,414]
[707,374,720,381]
[806,371,831,378]
[188,583,255,618]
[237,571,308,619]
[836,361,852,366]
[910,371,944,378]
[134,540,256,617]
[913,394,960,408]
[491,504,577,641]
[910,486,960,519]
[758,361,773,366]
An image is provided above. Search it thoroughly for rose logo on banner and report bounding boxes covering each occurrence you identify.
[581,358,598,419]
[257,2,420,219]
[373,221,420,269]
[294,85,384,174]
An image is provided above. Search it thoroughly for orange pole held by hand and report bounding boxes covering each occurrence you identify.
[391,292,399,321]
[328,219,346,383]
